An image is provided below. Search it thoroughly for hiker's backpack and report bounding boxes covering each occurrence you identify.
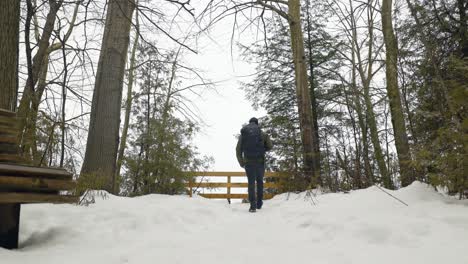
[241,123,265,159]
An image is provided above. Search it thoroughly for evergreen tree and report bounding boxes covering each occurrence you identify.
[120,45,211,196]
[240,9,340,190]
[398,0,467,195]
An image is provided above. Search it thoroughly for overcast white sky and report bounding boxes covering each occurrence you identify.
[184,18,266,171]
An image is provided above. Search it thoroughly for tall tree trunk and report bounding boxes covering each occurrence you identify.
[115,8,139,194]
[288,0,321,187]
[343,84,363,188]
[363,86,392,188]
[29,56,50,163]
[349,28,373,186]
[81,0,135,192]
[59,37,67,168]
[348,0,388,187]
[361,0,388,187]
[0,0,21,249]
[305,0,321,184]
[381,0,414,186]
[0,0,20,112]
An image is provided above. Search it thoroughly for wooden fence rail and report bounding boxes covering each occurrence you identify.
[185,171,282,202]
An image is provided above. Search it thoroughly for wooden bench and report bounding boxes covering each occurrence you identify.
[0,109,78,249]
[186,171,282,203]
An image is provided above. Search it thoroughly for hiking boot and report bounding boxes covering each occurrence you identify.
[249,208,256,213]
[257,202,263,210]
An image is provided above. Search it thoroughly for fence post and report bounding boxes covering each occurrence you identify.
[189,178,193,198]
[227,175,231,204]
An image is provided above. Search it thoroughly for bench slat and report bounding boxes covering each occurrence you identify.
[0,154,23,163]
[0,176,76,192]
[0,192,79,204]
[0,127,18,135]
[0,143,19,154]
[0,163,72,180]
[0,136,18,144]
[0,116,17,126]
[0,109,16,118]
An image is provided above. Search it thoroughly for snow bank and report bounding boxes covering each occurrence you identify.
[1,181,468,264]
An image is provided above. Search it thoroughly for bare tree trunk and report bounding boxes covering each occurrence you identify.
[343,85,364,188]
[288,0,321,187]
[0,0,21,249]
[349,36,373,186]
[305,0,321,184]
[114,9,140,194]
[21,1,80,163]
[362,0,387,187]
[59,36,67,168]
[364,86,392,188]
[29,56,50,163]
[18,0,63,159]
[0,0,20,112]
[81,0,135,192]
[142,62,152,194]
[381,0,414,186]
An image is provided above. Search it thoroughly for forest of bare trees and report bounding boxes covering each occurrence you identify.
[0,0,466,197]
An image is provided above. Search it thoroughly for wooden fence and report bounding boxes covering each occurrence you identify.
[185,171,282,202]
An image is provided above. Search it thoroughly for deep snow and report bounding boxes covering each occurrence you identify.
[1,182,468,264]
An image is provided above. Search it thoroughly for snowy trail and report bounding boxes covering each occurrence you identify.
[1,182,468,264]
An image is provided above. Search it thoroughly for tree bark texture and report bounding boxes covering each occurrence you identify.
[0,0,21,250]
[288,0,321,186]
[0,0,20,111]
[381,0,414,186]
[81,0,135,192]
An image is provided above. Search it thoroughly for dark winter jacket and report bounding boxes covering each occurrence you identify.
[236,125,273,167]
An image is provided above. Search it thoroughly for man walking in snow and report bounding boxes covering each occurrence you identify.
[236,117,273,212]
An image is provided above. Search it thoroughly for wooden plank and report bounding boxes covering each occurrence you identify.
[0,109,16,118]
[0,116,17,127]
[0,192,79,204]
[0,136,18,144]
[0,143,19,154]
[190,171,281,178]
[0,164,72,180]
[0,154,22,163]
[198,193,275,200]
[187,182,279,188]
[0,176,76,191]
[0,127,18,136]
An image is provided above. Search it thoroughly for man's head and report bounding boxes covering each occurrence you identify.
[249,117,258,125]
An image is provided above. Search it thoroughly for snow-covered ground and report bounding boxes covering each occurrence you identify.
[2,182,468,264]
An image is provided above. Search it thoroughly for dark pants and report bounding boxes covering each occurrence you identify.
[245,163,264,209]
